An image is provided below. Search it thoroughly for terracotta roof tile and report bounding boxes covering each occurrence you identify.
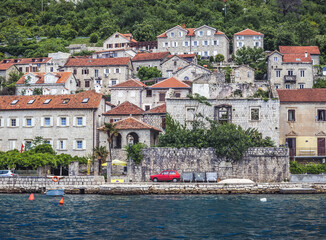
[0,63,15,71]
[16,72,73,85]
[282,53,312,63]
[0,57,51,65]
[102,101,144,115]
[150,77,191,89]
[279,46,320,55]
[234,29,263,36]
[64,57,130,67]
[277,89,326,102]
[0,90,102,110]
[114,117,161,131]
[144,104,166,114]
[132,52,170,61]
[111,79,146,88]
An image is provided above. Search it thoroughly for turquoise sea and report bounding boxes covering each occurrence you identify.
[1,194,326,239]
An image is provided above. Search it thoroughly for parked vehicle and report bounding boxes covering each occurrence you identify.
[150,170,180,182]
[0,170,17,177]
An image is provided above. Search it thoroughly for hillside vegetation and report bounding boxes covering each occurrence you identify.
[0,0,325,62]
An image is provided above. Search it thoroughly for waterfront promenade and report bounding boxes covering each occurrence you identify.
[1,176,326,194]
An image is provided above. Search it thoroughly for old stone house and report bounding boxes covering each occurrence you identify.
[16,72,77,96]
[92,49,137,59]
[231,65,255,83]
[0,91,105,157]
[157,25,229,60]
[132,52,170,74]
[0,63,19,81]
[110,78,191,111]
[103,32,137,50]
[48,52,71,72]
[278,89,326,159]
[233,29,264,53]
[0,57,55,74]
[63,57,133,94]
[173,63,213,81]
[160,55,191,78]
[267,50,313,89]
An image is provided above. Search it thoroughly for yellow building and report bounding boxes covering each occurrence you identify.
[278,89,326,159]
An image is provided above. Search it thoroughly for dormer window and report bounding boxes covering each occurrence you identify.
[170,32,175,37]
[27,99,35,104]
[82,98,89,103]
[62,98,70,104]
[43,99,51,104]
[10,100,19,105]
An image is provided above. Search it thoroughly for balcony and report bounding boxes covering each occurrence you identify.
[284,75,296,83]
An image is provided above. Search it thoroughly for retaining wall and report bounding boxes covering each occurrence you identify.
[129,147,289,182]
[291,174,326,183]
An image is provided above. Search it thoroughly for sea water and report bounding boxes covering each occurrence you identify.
[1,194,326,239]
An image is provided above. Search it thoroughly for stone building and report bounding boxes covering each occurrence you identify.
[92,49,137,59]
[166,97,280,145]
[160,55,192,78]
[0,63,19,81]
[132,52,170,73]
[63,57,133,94]
[173,63,213,81]
[267,50,313,89]
[16,72,77,96]
[0,91,105,157]
[231,65,255,83]
[0,57,55,74]
[103,32,137,50]
[278,89,326,159]
[142,103,166,132]
[279,46,321,66]
[157,25,229,60]
[110,78,191,111]
[48,52,71,72]
[233,29,264,53]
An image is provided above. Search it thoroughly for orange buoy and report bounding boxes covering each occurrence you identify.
[28,193,35,201]
[59,197,64,205]
[52,176,59,182]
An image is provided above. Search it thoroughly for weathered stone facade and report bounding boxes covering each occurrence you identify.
[231,65,255,83]
[157,25,229,59]
[160,55,190,78]
[128,147,289,182]
[166,98,280,145]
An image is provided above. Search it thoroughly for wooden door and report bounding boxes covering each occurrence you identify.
[286,138,296,157]
[318,138,326,156]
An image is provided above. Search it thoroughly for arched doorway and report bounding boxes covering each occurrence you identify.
[127,132,139,145]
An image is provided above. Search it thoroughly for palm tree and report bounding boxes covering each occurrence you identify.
[93,146,109,175]
[99,122,118,182]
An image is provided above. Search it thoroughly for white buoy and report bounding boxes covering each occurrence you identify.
[260,198,267,202]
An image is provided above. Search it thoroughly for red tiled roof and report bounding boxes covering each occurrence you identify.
[150,77,191,88]
[114,117,161,131]
[111,79,146,88]
[16,72,73,84]
[234,29,263,36]
[0,63,15,71]
[0,57,51,65]
[0,90,102,110]
[144,104,166,114]
[102,101,144,115]
[279,46,320,55]
[95,48,131,53]
[282,54,312,63]
[121,33,137,43]
[64,57,130,67]
[278,89,326,102]
[168,54,196,59]
[132,52,170,62]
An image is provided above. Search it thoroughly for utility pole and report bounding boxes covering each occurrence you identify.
[223,0,227,16]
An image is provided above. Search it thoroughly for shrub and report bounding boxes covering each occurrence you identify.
[125,143,147,164]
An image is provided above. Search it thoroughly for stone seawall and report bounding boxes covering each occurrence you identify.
[130,147,289,182]
[0,176,105,194]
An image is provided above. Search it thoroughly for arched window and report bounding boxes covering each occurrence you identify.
[126,132,139,146]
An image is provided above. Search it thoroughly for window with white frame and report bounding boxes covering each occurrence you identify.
[275,85,279,89]
[115,68,120,73]
[199,31,203,36]
[186,107,196,121]
[11,119,17,127]
[77,117,83,126]
[237,36,244,40]
[44,117,50,126]
[60,117,67,126]
[170,32,174,37]
[204,51,208,57]
[58,139,67,150]
[77,140,83,149]
[274,57,278,62]
[235,71,240,78]
[213,40,219,45]
[203,40,208,46]
[25,140,32,150]
[276,70,281,78]
[26,118,32,127]
[207,30,211,36]
[255,42,260,47]
[193,41,198,46]
[288,70,293,76]
[299,84,305,89]
[9,140,16,150]
[179,32,183,37]
[247,71,251,78]
[250,108,260,121]
[111,80,117,86]
[0,118,2,127]
[238,42,243,47]
[285,84,290,89]
[95,69,99,77]
[185,41,189,46]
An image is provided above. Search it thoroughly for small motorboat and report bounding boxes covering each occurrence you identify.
[46,189,65,196]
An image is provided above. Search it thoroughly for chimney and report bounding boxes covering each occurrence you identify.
[182,24,186,28]
[305,51,308,58]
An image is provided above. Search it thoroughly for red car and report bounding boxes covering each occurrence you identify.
[150,170,180,182]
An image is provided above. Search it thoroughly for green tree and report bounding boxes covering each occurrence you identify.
[137,66,162,81]
[93,146,109,174]
[215,54,225,63]
[133,22,156,41]
[89,33,99,43]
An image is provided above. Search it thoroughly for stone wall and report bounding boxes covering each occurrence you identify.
[129,147,289,182]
